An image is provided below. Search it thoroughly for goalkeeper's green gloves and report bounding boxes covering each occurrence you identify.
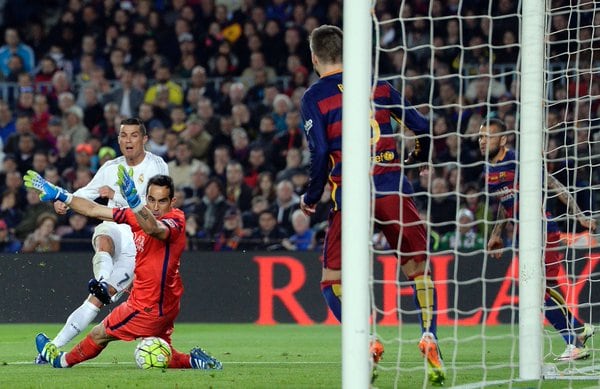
[24,170,73,204]
[116,165,144,213]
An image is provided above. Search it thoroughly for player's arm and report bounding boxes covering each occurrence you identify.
[67,196,114,221]
[388,82,430,164]
[488,204,507,259]
[547,173,597,230]
[132,207,169,240]
[300,90,329,212]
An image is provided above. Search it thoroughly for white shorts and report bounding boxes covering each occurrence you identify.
[92,221,136,294]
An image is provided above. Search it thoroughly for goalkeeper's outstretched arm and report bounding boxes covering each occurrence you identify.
[67,196,114,221]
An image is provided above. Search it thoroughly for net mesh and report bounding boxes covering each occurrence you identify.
[367,1,600,386]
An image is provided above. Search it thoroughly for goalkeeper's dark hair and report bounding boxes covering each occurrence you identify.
[309,25,342,64]
[120,117,147,136]
[147,175,175,199]
[481,117,508,135]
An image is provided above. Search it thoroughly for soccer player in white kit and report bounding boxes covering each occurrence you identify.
[35,118,169,363]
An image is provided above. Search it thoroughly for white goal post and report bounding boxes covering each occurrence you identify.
[342,0,600,387]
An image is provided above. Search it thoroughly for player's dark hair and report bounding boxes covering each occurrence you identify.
[147,175,175,199]
[120,117,147,136]
[309,25,343,64]
[481,117,507,134]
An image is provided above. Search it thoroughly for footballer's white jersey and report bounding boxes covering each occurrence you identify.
[74,151,169,296]
[74,151,169,207]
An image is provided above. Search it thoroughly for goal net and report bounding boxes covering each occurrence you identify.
[361,1,600,387]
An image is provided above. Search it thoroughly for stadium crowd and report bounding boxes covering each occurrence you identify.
[0,0,595,253]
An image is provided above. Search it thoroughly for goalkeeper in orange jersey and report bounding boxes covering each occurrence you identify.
[25,169,222,370]
[299,25,445,385]
[479,118,596,361]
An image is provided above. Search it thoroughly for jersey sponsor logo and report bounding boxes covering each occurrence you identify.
[138,173,144,184]
[304,119,313,135]
[371,150,395,163]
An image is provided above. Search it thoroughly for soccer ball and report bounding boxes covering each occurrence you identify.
[134,337,172,370]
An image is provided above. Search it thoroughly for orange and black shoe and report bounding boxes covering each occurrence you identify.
[370,337,384,384]
[418,332,445,386]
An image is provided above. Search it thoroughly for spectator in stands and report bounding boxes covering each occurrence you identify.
[273,179,300,235]
[20,211,58,253]
[230,127,251,166]
[97,146,116,167]
[281,209,316,251]
[15,191,54,241]
[429,177,458,235]
[276,147,305,182]
[0,217,20,253]
[14,132,36,176]
[50,134,75,175]
[213,206,250,252]
[253,170,277,204]
[103,68,144,118]
[146,120,168,159]
[0,100,16,144]
[438,208,485,253]
[196,97,221,137]
[242,195,271,233]
[0,27,35,77]
[168,106,186,134]
[246,145,275,189]
[273,110,304,170]
[31,94,51,142]
[60,213,93,252]
[189,177,229,246]
[231,103,255,137]
[31,150,49,175]
[63,105,90,146]
[181,161,211,214]
[225,160,253,212]
[271,93,293,134]
[0,190,22,229]
[168,141,202,189]
[180,117,212,162]
[80,85,104,131]
[239,51,277,88]
[90,102,119,150]
[144,64,184,107]
[248,209,287,251]
[186,66,217,104]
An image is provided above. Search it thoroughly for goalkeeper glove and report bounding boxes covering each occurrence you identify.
[24,170,73,204]
[116,165,144,213]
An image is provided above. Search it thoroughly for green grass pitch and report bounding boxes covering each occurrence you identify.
[0,323,598,388]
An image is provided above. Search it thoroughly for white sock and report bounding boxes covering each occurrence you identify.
[92,251,113,281]
[53,300,100,348]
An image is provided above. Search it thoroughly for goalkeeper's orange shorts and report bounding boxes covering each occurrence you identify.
[103,300,178,344]
[375,194,427,265]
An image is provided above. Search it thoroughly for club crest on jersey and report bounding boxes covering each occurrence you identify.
[304,119,313,134]
[134,234,146,253]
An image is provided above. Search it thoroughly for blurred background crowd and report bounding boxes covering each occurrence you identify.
[0,0,596,254]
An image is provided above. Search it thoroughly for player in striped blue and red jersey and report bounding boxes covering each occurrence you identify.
[27,171,222,370]
[299,25,444,384]
[480,118,596,361]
